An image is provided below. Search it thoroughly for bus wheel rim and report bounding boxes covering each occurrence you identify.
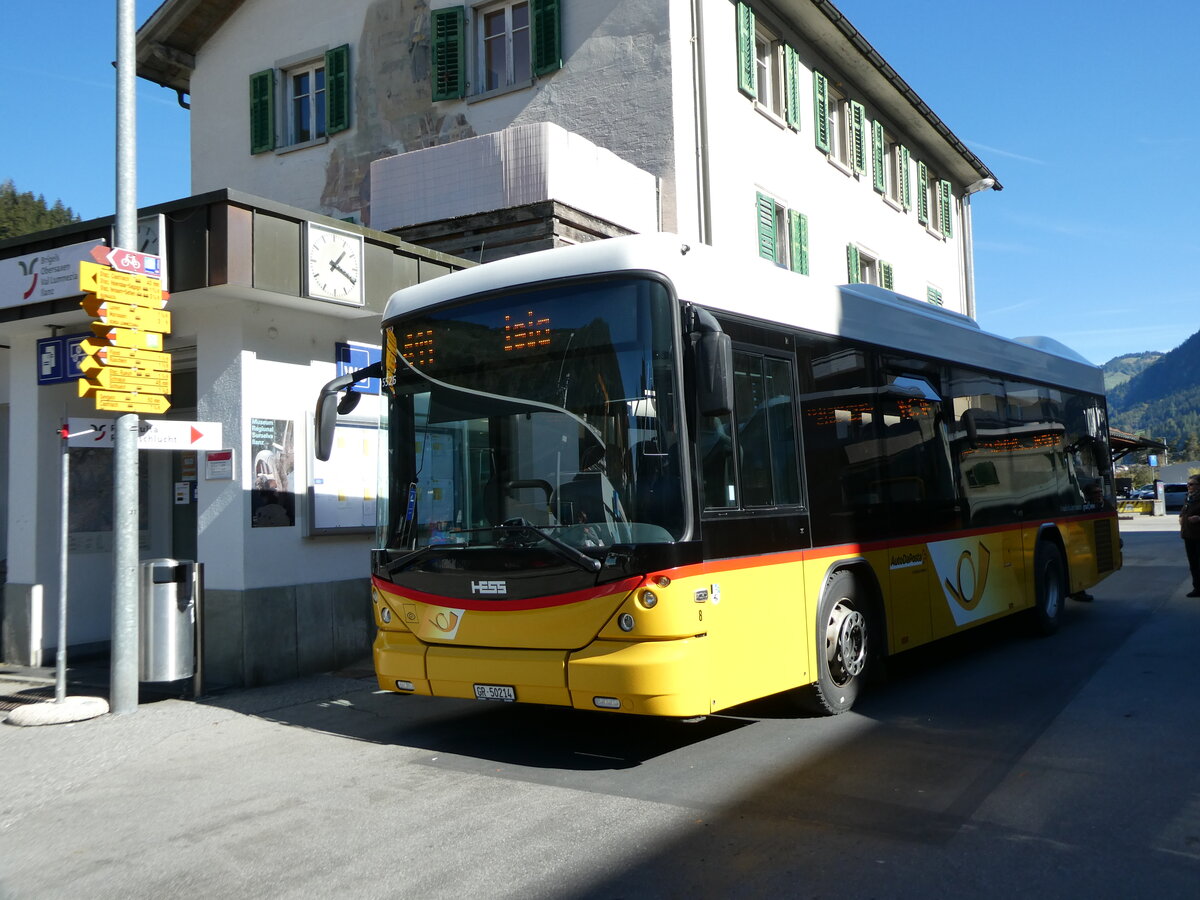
[826,602,867,684]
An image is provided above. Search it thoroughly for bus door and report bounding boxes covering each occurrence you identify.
[877,371,957,651]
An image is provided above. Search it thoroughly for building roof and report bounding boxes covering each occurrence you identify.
[136,0,243,95]
[136,0,999,189]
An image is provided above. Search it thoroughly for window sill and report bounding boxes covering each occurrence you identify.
[924,225,947,241]
[825,155,853,178]
[753,102,788,129]
[882,195,906,215]
[276,135,329,155]
[467,78,533,104]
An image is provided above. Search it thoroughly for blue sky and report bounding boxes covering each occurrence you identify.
[3,1,1197,366]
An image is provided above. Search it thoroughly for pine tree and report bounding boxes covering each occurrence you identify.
[0,179,79,241]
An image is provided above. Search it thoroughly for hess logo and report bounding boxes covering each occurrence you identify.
[471,580,507,595]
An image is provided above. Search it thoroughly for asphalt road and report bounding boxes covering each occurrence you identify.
[2,516,1198,898]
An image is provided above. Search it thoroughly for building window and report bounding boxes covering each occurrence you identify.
[433,1,559,101]
[480,1,531,91]
[249,45,350,155]
[754,27,785,118]
[289,60,326,144]
[737,4,800,128]
[847,244,892,287]
[927,286,944,306]
[828,86,848,167]
[918,163,953,238]
[757,193,808,274]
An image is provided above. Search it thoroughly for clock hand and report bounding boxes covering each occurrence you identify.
[328,250,346,272]
[330,261,357,284]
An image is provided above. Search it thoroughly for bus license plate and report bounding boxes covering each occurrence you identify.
[473,684,516,702]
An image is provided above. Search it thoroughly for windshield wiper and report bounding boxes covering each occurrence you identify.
[384,522,603,575]
[450,520,603,573]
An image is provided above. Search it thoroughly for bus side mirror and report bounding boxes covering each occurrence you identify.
[697,330,734,417]
[314,373,354,462]
[314,362,383,461]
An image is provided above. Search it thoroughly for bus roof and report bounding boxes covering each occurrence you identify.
[383,233,1104,396]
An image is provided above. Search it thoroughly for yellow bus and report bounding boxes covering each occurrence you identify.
[316,234,1119,717]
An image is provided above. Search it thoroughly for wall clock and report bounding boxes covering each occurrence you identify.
[306,222,364,305]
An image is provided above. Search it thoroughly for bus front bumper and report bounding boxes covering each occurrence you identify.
[374,631,711,717]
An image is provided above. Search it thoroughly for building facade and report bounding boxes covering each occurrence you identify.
[0,192,467,685]
[137,0,999,313]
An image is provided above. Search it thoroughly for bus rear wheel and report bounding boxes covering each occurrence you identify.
[803,571,870,715]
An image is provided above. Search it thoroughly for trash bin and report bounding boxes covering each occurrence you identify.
[139,558,196,682]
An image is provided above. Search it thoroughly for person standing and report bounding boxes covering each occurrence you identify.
[1179,475,1200,598]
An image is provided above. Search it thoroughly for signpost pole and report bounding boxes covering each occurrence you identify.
[110,0,139,715]
[55,423,70,703]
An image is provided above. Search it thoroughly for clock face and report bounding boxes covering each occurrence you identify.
[306,224,364,305]
[137,221,159,255]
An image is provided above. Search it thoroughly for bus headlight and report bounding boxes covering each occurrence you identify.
[639,589,658,609]
[618,613,635,632]
[380,607,392,623]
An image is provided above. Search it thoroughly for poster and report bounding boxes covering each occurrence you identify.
[309,421,379,535]
[250,418,295,527]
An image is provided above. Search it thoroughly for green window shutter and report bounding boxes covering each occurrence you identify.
[846,244,861,283]
[736,3,756,99]
[432,7,466,101]
[917,161,929,225]
[939,180,953,238]
[871,120,885,193]
[249,69,275,154]
[325,44,351,134]
[881,261,894,290]
[900,146,912,210]
[927,286,943,306]
[531,0,562,76]
[756,193,776,261]
[784,45,800,130]
[813,71,830,152]
[789,210,809,275]
[850,101,866,174]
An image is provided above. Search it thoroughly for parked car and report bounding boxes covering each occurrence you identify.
[1164,483,1189,511]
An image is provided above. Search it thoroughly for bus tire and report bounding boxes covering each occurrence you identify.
[802,570,871,715]
[1030,542,1066,636]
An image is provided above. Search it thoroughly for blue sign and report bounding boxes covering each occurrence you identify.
[1148,454,1158,467]
[335,341,381,394]
[36,333,90,386]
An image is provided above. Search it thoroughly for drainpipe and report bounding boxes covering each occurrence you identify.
[690,0,712,244]
[961,177,995,320]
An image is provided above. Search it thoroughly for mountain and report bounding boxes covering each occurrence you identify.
[1105,334,1200,457]
[1102,351,1162,391]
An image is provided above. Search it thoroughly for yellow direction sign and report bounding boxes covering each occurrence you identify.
[79,338,172,372]
[78,365,171,395]
[91,323,165,351]
[81,296,171,332]
[77,384,171,414]
[78,261,168,307]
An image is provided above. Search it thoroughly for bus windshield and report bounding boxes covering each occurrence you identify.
[381,276,685,556]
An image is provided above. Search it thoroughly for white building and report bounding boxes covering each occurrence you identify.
[138,0,999,312]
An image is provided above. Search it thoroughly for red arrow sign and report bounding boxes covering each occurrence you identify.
[89,244,162,279]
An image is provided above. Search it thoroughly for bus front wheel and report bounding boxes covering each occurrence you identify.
[803,571,871,715]
[1030,542,1066,636]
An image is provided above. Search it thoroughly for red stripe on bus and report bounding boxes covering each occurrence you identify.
[651,511,1116,582]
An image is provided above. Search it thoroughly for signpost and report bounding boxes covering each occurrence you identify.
[66,418,223,450]
[78,249,171,417]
